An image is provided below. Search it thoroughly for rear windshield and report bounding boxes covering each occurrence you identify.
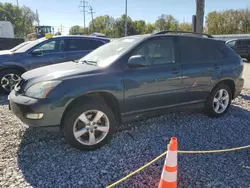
[79,35,147,67]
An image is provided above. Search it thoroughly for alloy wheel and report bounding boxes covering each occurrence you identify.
[0,73,21,92]
[73,110,110,146]
[213,89,230,114]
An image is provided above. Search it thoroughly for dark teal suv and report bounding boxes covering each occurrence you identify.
[8,31,244,150]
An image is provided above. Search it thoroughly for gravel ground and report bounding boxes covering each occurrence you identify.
[1,90,250,188]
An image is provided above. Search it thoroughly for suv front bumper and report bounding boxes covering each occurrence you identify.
[8,90,65,131]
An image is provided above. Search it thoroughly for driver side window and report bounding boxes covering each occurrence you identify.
[132,38,175,66]
[33,40,64,54]
[39,41,56,51]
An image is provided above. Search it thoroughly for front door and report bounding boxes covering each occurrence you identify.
[123,36,183,114]
[25,39,67,70]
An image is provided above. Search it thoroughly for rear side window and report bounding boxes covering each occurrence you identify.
[65,38,105,51]
[179,37,226,62]
[87,39,105,49]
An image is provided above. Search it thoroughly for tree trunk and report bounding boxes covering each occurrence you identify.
[196,0,205,33]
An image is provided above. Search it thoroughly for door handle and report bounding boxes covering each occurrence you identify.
[172,68,180,74]
[213,64,220,69]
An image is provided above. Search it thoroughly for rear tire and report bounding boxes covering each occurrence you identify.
[0,69,22,94]
[204,84,232,118]
[63,100,116,151]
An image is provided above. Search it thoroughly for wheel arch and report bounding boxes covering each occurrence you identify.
[210,79,235,98]
[0,65,26,74]
[60,91,122,129]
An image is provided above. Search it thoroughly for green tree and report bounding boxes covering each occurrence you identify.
[132,20,146,34]
[0,3,38,37]
[206,9,250,34]
[179,22,192,31]
[144,23,156,34]
[88,15,115,36]
[112,14,135,37]
[69,25,84,35]
[154,14,179,31]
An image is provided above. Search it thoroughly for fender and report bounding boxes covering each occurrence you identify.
[209,77,235,92]
[0,62,27,73]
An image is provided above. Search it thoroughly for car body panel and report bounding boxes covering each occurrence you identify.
[0,36,110,72]
[8,34,245,131]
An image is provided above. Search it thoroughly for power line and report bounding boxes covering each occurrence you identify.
[60,24,64,33]
[79,0,89,33]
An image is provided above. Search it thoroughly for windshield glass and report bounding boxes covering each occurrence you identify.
[10,41,31,52]
[14,37,47,53]
[79,35,147,67]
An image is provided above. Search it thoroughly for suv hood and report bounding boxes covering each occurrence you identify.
[22,61,103,86]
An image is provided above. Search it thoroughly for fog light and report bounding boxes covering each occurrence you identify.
[26,113,44,119]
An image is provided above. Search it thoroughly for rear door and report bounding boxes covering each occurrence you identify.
[123,36,184,114]
[65,38,106,61]
[178,36,223,103]
[25,38,67,70]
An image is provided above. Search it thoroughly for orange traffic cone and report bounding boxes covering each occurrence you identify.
[158,137,178,188]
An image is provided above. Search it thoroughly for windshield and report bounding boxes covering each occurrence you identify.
[14,37,47,53]
[10,41,31,52]
[79,35,147,67]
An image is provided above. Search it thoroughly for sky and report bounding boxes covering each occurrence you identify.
[2,0,250,34]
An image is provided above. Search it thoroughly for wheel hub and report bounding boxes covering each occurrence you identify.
[213,89,230,114]
[73,110,110,146]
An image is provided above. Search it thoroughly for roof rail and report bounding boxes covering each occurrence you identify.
[153,30,214,38]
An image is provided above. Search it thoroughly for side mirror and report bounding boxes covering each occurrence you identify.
[127,55,146,68]
[31,49,43,56]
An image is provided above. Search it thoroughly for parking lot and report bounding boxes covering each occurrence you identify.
[0,63,250,188]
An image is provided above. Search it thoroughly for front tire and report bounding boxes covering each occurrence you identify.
[0,69,22,94]
[204,84,232,118]
[63,101,116,151]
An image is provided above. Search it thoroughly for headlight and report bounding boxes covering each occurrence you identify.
[25,80,61,98]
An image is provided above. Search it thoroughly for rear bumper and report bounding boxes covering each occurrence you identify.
[234,78,244,98]
[8,90,65,131]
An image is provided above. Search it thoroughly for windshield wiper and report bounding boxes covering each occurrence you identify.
[80,60,97,66]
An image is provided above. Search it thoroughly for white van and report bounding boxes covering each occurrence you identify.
[0,21,14,38]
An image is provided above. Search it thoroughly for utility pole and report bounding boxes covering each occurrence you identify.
[16,0,19,7]
[89,6,95,31]
[195,0,205,33]
[125,0,128,36]
[60,24,64,34]
[79,0,89,34]
[36,10,40,26]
